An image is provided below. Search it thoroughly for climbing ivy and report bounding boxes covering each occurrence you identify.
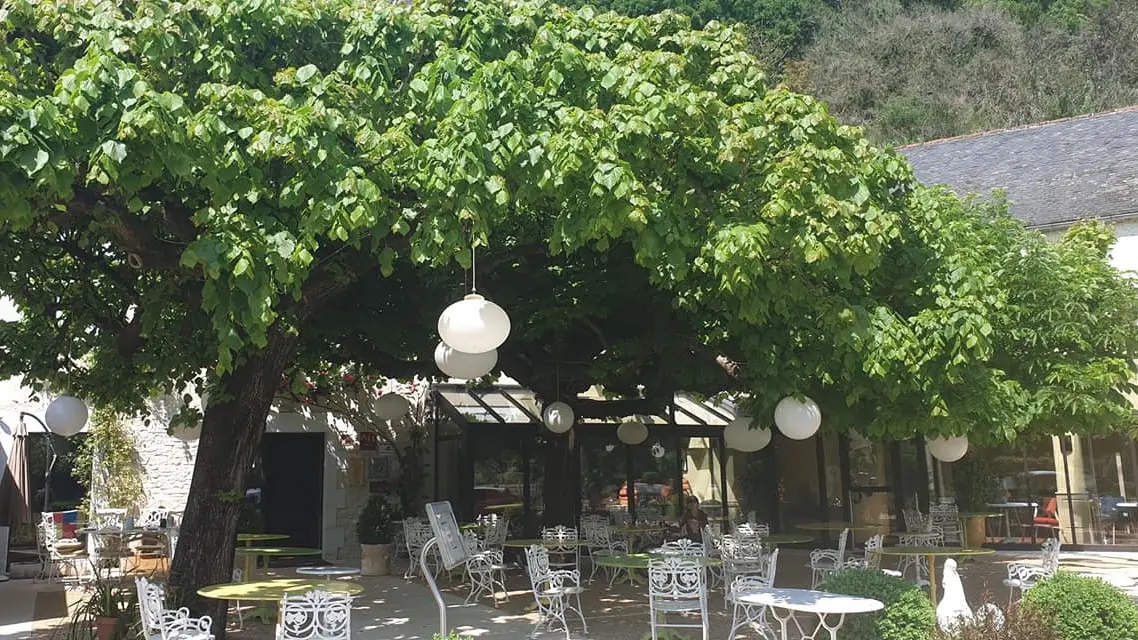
[71,408,145,517]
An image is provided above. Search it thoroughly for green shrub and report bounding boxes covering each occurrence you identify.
[936,601,1058,640]
[822,568,936,640]
[1021,572,1138,640]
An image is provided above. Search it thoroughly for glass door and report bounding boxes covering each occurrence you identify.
[630,431,678,521]
[846,433,894,536]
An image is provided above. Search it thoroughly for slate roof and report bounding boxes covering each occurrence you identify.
[898,106,1138,230]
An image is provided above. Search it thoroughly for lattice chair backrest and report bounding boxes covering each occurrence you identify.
[524,545,551,585]
[903,508,930,532]
[898,531,942,547]
[721,534,764,560]
[863,534,884,568]
[461,530,484,555]
[648,557,706,609]
[735,522,770,538]
[701,525,722,556]
[137,508,168,529]
[94,509,128,529]
[476,513,500,528]
[542,525,578,546]
[403,519,432,548]
[661,538,705,557]
[483,517,509,549]
[728,573,772,601]
[764,548,780,584]
[837,528,850,562]
[278,590,352,640]
[1041,538,1061,573]
[135,576,166,636]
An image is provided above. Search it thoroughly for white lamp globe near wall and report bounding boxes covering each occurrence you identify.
[724,415,772,452]
[774,396,822,440]
[373,393,411,420]
[927,435,970,462]
[434,342,497,380]
[44,395,88,437]
[171,424,201,442]
[542,401,575,434]
[437,293,511,354]
[616,417,649,445]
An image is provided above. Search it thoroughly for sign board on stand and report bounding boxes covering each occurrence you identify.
[422,501,470,637]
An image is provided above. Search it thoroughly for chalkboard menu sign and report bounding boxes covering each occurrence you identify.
[425,501,468,571]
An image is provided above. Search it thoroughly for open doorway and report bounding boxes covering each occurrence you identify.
[259,433,324,550]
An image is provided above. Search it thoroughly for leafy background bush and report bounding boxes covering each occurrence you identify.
[822,568,936,640]
[1022,572,1138,640]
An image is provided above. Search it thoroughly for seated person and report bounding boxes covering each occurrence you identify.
[677,496,709,540]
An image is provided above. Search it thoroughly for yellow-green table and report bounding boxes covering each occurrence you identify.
[796,522,886,532]
[237,533,289,546]
[235,546,323,581]
[876,546,994,602]
[956,512,1002,547]
[595,553,721,586]
[199,578,365,625]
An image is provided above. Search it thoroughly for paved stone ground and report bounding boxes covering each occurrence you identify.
[5,547,1138,640]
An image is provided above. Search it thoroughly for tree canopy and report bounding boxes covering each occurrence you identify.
[2,0,1137,618]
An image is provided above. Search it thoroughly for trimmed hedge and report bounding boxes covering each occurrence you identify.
[1022,572,1138,640]
[822,568,936,640]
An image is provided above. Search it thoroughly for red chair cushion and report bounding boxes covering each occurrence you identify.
[1034,517,1059,526]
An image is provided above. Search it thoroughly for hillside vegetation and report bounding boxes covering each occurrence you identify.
[570,0,1138,144]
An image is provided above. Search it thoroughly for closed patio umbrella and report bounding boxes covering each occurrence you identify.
[0,420,31,581]
[0,419,31,527]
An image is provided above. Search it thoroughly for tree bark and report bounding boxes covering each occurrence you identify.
[542,434,580,528]
[167,329,296,639]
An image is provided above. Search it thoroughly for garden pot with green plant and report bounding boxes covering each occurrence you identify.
[357,495,397,576]
[71,573,138,640]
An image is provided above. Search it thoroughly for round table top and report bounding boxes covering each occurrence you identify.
[237,533,290,543]
[503,538,590,548]
[737,588,884,615]
[876,546,995,558]
[198,578,364,601]
[82,527,168,535]
[796,522,885,532]
[957,512,1002,518]
[986,502,1037,509]
[235,546,324,557]
[295,566,361,577]
[594,553,722,569]
[485,503,524,511]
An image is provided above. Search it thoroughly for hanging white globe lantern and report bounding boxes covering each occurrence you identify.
[373,393,411,420]
[723,415,772,452]
[927,435,970,462]
[542,401,575,434]
[774,396,821,440]
[437,293,511,354]
[44,395,88,437]
[434,342,497,380]
[616,418,648,445]
[171,424,201,442]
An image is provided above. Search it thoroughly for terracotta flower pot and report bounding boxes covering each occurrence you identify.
[94,616,118,640]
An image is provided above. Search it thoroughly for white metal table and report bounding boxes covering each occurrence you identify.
[734,588,883,640]
[295,566,361,578]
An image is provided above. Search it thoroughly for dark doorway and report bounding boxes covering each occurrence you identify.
[261,433,324,549]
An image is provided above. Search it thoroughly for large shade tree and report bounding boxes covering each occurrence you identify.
[2,0,1137,628]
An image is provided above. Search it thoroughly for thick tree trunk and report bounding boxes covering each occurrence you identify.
[542,434,580,528]
[167,330,296,639]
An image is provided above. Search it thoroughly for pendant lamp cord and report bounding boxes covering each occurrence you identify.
[470,239,477,294]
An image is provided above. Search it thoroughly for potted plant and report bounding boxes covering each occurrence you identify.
[357,495,397,576]
[71,573,138,640]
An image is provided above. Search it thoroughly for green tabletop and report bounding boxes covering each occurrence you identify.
[503,538,590,548]
[615,525,666,533]
[797,522,886,532]
[594,553,722,569]
[957,512,1002,518]
[237,533,289,545]
[756,533,814,545]
[486,503,524,511]
[198,578,364,602]
[235,546,324,557]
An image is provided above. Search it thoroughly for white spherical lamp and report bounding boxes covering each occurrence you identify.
[437,293,511,354]
[44,395,88,437]
[616,418,649,445]
[542,401,575,434]
[434,342,497,379]
[774,396,821,440]
[373,393,411,420]
[171,425,201,442]
[927,435,969,462]
[723,416,772,452]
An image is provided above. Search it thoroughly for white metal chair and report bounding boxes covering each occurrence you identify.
[135,576,214,640]
[1003,537,1061,601]
[660,538,705,556]
[402,519,434,579]
[896,530,942,585]
[37,517,87,584]
[734,522,770,538]
[700,525,724,589]
[647,556,709,640]
[585,522,627,584]
[276,590,351,640]
[525,545,588,640]
[808,527,849,588]
[542,525,580,573]
[580,514,609,572]
[929,503,962,545]
[725,551,780,640]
